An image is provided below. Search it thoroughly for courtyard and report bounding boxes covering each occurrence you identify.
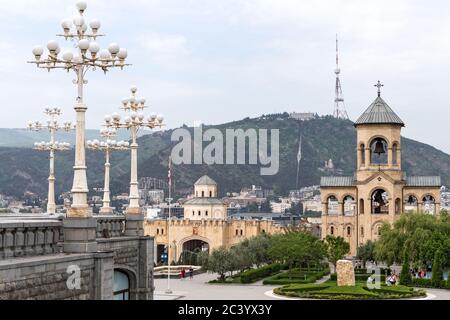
[153,272,450,300]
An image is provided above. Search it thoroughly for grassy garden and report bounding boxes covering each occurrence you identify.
[274,281,426,300]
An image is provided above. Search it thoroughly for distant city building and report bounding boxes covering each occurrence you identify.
[289,112,316,121]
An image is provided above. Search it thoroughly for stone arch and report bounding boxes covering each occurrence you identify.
[344,224,353,237]
[329,224,336,236]
[421,194,436,214]
[326,195,339,215]
[369,135,389,165]
[404,194,419,213]
[179,235,210,262]
[392,141,400,165]
[113,265,138,300]
[359,198,365,214]
[342,195,356,216]
[372,222,383,238]
[370,188,390,214]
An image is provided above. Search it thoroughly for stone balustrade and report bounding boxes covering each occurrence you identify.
[94,215,125,238]
[0,219,63,259]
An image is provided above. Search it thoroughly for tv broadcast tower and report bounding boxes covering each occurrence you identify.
[333,35,349,119]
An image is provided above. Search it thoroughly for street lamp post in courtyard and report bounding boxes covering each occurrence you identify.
[104,85,164,235]
[87,129,129,214]
[29,0,130,252]
[28,107,73,214]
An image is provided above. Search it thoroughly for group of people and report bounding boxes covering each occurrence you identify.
[410,268,429,279]
[385,271,399,286]
[180,267,194,279]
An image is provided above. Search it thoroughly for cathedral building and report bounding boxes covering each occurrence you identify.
[145,175,283,264]
[320,82,441,256]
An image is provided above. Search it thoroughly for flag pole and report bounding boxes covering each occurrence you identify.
[165,157,173,294]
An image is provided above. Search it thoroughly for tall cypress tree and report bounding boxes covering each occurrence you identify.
[399,250,412,286]
[431,250,444,288]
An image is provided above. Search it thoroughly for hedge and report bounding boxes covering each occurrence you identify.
[411,278,448,289]
[330,273,386,282]
[240,263,281,284]
[263,268,330,285]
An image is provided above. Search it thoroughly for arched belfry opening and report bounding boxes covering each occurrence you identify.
[370,138,388,164]
[371,189,389,214]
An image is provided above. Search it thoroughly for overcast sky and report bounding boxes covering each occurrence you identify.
[1,0,449,153]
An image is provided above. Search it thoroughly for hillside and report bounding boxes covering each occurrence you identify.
[0,114,449,199]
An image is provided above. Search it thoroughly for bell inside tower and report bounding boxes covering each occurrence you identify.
[370,138,388,164]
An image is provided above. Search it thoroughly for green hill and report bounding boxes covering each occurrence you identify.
[0,114,449,199]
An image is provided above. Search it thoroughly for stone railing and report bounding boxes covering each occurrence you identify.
[0,219,63,259]
[95,215,125,239]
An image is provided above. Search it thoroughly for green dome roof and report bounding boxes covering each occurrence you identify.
[355,96,405,127]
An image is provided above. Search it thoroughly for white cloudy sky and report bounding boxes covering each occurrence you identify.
[1,0,450,153]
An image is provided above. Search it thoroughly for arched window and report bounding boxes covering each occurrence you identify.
[240,230,243,236]
[236,229,239,236]
[360,143,365,166]
[262,229,266,233]
[371,189,389,214]
[330,226,334,235]
[346,226,351,236]
[198,210,201,216]
[406,195,418,213]
[327,195,339,215]
[370,138,388,164]
[378,226,381,236]
[343,196,356,215]
[196,191,198,197]
[156,228,159,235]
[360,226,364,237]
[359,199,365,214]
[209,191,212,197]
[192,210,195,216]
[114,270,130,300]
[161,228,164,235]
[392,143,398,165]
[395,198,401,214]
[205,210,208,216]
[422,195,436,214]
[201,191,204,197]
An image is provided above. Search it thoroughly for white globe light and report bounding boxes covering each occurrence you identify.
[47,40,59,51]
[93,139,100,145]
[62,51,73,62]
[111,140,117,146]
[130,111,137,119]
[100,141,106,147]
[88,42,100,53]
[55,46,61,55]
[130,85,137,93]
[112,112,121,121]
[140,97,146,105]
[108,43,120,55]
[81,24,87,32]
[138,112,144,120]
[90,19,101,31]
[117,48,128,59]
[72,55,83,64]
[76,1,87,11]
[34,142,38,147]
[129,96,136,104]
[87,140,92,145]
[78,39,90,50]
[73,15,85,27]
[121,98,129,105]
[32,45,44,57]
[124,116,131,123]
[157,115,164,122]
[99,49,111,60]
[150,113,157,120]
[61,19,72,29]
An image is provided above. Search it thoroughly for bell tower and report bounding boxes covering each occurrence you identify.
[354,81,405,182]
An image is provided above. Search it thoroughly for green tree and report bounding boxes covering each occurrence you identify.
[206,247,233,281]
[324,235,350,272]
[247,203,259,213]
[356,240,376,268]
[268,231,324,277]
[399,251,412,286]
[230,242,253,273]
[431,249,444,288]
[247,234,271,266]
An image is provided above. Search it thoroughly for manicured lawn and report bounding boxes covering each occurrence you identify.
[274,281,426,299]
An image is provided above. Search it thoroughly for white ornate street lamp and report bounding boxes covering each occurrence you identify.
[104,86,164,221]
[87,128,129,214]
[29,0,130,218]
[28,107,73,214]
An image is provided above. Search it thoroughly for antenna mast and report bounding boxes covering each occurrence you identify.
[333,35,349,119]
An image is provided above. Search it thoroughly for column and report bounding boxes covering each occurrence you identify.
[100,150,112,214]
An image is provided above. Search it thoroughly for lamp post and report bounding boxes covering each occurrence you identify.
[28,107,73,214]
[104,86,164,235]
[29,0,130,219]
[87,128,129,214]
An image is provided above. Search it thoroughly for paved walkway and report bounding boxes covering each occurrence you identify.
[153,272,450,300]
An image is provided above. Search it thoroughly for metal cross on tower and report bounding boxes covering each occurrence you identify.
[374,80,384,97]
[333,35,349,119]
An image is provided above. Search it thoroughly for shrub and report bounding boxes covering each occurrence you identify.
[412,278,446,288]
[240,263,281,284]
[399,251,412,286]
[431,250,444,288]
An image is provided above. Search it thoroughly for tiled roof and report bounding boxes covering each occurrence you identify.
[320,176,354,187]
[194,175,217,186]
[406,176,441,187]
[355,96,405,126]
[184,198,224,205]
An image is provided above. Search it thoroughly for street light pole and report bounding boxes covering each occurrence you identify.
[104,86,165,235]
[29,0,130,219]
[87,129,129,214]
[28,107,73,214]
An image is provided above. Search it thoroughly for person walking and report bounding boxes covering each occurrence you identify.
[189,267,194,279]
[180,268,186,280]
